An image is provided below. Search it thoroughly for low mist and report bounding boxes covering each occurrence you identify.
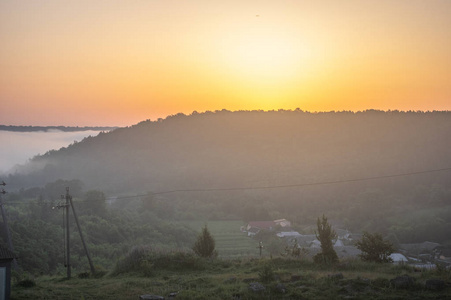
[0,130,102,174]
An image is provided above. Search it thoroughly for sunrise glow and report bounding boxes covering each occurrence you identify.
[1,0,450,126]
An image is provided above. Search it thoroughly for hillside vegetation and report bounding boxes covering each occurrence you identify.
[2,110,451,274]
[8,110,451,194]
[12,255,451,300]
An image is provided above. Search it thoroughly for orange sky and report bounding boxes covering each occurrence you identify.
[1,0,450,126]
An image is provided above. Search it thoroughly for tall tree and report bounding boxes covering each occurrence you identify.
[313,214,338,264]
[192,224,217,258]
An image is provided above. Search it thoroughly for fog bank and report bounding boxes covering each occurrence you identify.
[0,130,102,174]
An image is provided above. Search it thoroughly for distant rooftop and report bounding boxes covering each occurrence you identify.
[0,245,16,260]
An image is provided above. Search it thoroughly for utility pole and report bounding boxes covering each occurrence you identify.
[54,187,95,279]
[0,181,17,269]
[64,187,71,279]
[68,191,95,274]
[257,241,264,257]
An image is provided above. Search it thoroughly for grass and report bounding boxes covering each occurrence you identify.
[11,221,451,299]
[12,255,451,300]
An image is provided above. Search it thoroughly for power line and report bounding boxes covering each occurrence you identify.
[148,166,451,196]
[3,166,451,204]
[106,166,451,200]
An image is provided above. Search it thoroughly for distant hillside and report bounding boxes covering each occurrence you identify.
[0,125,118,132]
[5,110,451,241]
[7,109,450,192]
[7,110,451,192]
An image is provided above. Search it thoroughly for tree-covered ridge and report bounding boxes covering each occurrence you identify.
[0,125,118,132]
[4,109,451,248]
[9,109,451,191]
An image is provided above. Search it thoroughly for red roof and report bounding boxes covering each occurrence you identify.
[248,221,275,230]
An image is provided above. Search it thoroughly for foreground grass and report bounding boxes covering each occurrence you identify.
[12,256,451,300]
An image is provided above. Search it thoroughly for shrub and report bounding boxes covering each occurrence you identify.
[282,238,309,258]
[112,246,154,276]
[355,232,394,263]
[15,278,36,288]
[112,246,206,276]
[258,263,275,283]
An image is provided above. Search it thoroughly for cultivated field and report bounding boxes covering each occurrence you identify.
[184,220,265,258]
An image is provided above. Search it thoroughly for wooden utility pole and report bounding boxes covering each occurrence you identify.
[69,192,95,274]
[65,187,71,279]
[257,241,264,257]
[56,187,95,279]
[0,181,17,269]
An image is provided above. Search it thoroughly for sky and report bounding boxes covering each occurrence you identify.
[1,0,450,127]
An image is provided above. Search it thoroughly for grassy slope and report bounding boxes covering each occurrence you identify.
[11,221,451,299]
[12,258,451,300]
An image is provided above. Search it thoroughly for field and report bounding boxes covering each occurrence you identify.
[184,220,264,258]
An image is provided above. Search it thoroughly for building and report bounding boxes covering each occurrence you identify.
[0,245,16,300]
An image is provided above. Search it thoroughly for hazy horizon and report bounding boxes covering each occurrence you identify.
[0,129,102,174]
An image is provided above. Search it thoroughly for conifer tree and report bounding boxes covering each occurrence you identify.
[192,224,217,258]
[313,214,339,264]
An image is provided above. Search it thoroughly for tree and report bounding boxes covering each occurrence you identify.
[81,190,107,216]
[313,214,338,264]
[192,225,217,258]
[355,232,394,263]
[282,238,309,258]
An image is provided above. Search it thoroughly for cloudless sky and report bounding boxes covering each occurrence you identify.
[1,0,450,126]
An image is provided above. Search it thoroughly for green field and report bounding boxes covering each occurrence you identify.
[184,220,266,258]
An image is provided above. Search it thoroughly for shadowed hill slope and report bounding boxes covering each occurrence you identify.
[8,110,451,195]
[6,110,451,242]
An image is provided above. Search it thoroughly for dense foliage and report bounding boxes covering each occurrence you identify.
[356,232,395,263]
[0,180,197,275]
[1,110,451,274]
[4,110,450,248]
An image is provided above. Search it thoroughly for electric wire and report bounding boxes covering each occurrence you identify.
[106,166,451,200]
[2,166,451,204]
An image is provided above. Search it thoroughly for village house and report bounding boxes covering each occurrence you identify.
[399,241,442,261]
[0,245,16,300]
[243,219,292,237]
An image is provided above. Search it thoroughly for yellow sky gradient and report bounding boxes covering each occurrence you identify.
[1,0,450,126]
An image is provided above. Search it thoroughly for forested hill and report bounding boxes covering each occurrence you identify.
[7,110,451,196]
[5,109,451,241]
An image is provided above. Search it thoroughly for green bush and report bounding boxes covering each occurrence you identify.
[112,246,206,276]
[15,278,36,288]
[355,232,394,263]
[258,263,275,283]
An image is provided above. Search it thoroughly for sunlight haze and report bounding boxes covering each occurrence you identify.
[1,0,450,126]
